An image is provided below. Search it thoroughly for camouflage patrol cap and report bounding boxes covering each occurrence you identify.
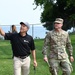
[54,18,64,24]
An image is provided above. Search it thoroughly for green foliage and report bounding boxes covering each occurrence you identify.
[34,0,75,31]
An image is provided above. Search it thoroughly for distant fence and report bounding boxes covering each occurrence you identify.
[0,22,75,40]
[0,23,48,39]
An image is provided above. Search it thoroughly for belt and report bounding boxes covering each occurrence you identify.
[15,55,28,59]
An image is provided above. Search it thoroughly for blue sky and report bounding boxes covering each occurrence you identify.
[0,0,43,25]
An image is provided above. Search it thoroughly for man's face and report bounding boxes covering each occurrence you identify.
[54,22,63,29]
[20,24,28,33]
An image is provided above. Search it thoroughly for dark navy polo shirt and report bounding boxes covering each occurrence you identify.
[5,33,35,56]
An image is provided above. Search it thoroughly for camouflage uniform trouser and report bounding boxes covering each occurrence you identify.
[49,59,72,75]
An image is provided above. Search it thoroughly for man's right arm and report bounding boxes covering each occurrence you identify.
[0,27,5,36]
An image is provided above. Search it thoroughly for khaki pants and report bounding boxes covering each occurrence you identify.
[13,56,31,75]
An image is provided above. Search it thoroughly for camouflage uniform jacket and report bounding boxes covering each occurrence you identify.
[42,29,73,59]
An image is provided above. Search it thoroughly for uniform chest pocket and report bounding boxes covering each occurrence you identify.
[60,35,67,42]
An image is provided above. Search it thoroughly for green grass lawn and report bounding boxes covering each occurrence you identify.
[0,34,75,75]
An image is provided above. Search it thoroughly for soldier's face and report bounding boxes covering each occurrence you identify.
[54,22,63,29]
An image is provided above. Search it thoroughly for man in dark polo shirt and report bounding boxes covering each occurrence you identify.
[0,22,37,75]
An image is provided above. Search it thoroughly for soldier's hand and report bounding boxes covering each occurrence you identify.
[44,56,48,62]
[70,56,74,62]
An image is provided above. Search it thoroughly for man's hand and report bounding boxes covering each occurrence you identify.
[70,56,74,62]
[33,60,37,67]
[0,27,5,36]
[0,27,1,33]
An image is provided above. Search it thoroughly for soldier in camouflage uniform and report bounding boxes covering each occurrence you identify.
[42,18,74,75]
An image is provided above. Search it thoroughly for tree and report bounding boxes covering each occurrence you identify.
[34,0,75,31]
